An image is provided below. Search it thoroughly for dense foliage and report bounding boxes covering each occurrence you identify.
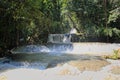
[63,0,120,42]
[0,0,120,56]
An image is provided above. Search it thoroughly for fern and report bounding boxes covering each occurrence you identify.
[112,28,120,37]
[96,27,120,38]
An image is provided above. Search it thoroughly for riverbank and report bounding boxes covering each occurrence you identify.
[0,59,120,80]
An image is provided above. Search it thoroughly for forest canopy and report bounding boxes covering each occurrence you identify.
[0,0,120,56]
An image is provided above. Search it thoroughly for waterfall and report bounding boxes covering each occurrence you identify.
[48,28,80,43]
[70,28,77,34]
[48,34,71,43]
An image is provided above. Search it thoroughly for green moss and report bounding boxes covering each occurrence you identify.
[104,50,120,60]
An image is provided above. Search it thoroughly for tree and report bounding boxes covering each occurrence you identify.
[62,0,120,42]
[0,0,51,50]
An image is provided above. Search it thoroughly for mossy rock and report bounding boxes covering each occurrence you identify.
[103,49,120,60]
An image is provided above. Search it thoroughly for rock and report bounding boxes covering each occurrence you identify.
[68,59,110,71]
[117,48,120,58]
[58,63,80,75]
[104,75,119,80]
[111,66,120,74]
[0,75,7,80]
[59,68,71,75]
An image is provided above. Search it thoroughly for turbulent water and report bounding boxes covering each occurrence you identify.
[1,43,120,73]
[11,43,120,55]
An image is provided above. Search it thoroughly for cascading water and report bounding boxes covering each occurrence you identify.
[11,45,50,54]
[48,28,79,43]
[48,34,71,43]
[11,43,120,55]
[1,28,120,71]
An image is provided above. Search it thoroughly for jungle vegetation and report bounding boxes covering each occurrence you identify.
[0,0,120,56]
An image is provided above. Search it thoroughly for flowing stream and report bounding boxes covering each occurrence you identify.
[0,42,119,72]
[0,53,108,71]
[1,32,120,72]
[0,29,120,80]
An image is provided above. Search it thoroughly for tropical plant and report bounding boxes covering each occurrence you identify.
[0,0,120,56]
